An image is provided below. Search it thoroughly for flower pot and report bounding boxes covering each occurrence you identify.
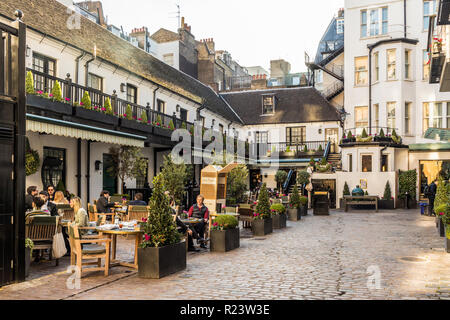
[210,228,240,252]
[252,218,272,236]
[287,208,301,221]
[379,199,395,210]
[438,218,445,238]
[120,118,153,133]
[137,241,186,279]
[27,94,73,115]
[300,205,308,216]
[25,247,31,278]
[272,213,287,229]
[74,107,119,126]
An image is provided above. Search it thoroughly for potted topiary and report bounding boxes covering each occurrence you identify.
[287,185,301,221]
[379,181,394,209]
[25,238,34,278]
[398,170,418,209]
[356,128,373,143]
[280,146,296,158]
[270,203,287,229]
[252,183,273,236]
[299,196,308,216]
[210,215,240,252]
[340,182,350,209]
[342,130,356,143]
[374,128,391,143]
[74,91,111,123]
[436,203,448,238]
[275,170,288,193]
[137,174,185,279]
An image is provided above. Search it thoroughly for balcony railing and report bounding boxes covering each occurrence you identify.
[259,141,329,158]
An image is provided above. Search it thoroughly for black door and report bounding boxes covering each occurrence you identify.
[312,179,337,209]
[103,154,117,195]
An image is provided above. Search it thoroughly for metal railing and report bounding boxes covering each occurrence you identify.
[264,141,329,155]
[320,81,344,100]
[344,127,399,137]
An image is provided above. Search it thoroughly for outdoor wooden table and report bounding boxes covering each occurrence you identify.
[344,196,379,212]
[179,218,202,227]
[95,227,143,269]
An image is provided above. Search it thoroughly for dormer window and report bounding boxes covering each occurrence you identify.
[262,95,275,115]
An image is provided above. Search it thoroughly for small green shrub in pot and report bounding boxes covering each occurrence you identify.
[81,91,92,109]
[299,196,308,207]
[383,181,392,200]
[289,185,301,209]
[270,203,286,215]
[211,215,238,231]
[25,238,34,256]
[343,182,350,196]
[254,183,271,220]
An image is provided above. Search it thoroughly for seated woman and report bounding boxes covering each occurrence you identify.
[52,191,69,205]
[70,196,89,231]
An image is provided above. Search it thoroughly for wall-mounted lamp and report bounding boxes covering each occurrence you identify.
[95,160,102,171]
[318,129,322,134]
[26,45,31,57]
[176,104,180,112]
[120,83,126,93]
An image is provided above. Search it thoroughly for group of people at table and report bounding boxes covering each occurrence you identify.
[25,185,210,256]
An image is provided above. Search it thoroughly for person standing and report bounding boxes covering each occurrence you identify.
[25,186,38,212]
[188,195,209,249]
[428,180,437,216]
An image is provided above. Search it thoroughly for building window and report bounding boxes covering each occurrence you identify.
[355,56,368,85]
[315,70,323,84]
[87,73,103,91]
[374,52,379,82]
[423,0,437,31]
[42,147,66,189]
[355,106,368,128]
[349,154,353,172]
[423,102,443,132]
[219,124,224,134]
[387,102,396,129]
[381,7,388,34]
[262,95,275,114]
[256,131,268,143]
[448,104,450,129]
[405,102,412,134]
[199,116,205,127]
[156,99,165,114]
[32,53,56,92]
[337,19,344,34]
[286,127,306,144]
[405,50,411,80]
[374,103,380,128]
[179,108,188,121]
[370,9,379,36]
[361,10,368,37]
[126,84,137,104]
[387,49,396,80]
[423,50,430,80]
[136,158,148,189]
[163,53,174,66]
[362,155,373,172]
[381,155,388,172]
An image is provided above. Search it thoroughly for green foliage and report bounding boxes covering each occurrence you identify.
[81,91,92,109]
[309,157,315,166]
[107,146,148,193]
[289,185,301,209]
[270,203,286,215]
[168,120,175,130]
[211,215,239,230]
[26,71,34,94]
[125,104,133,120]
[286,146,291,152]
[434,176,449,215]
[297,170,310,186]
[320,157,327,165]
[51,81,63,102]
[139,174,181,248]
[25,138,39,176]
[347,130,353,138]
[56,180,66,193]
[379,128,385,137]
[342,131,347,139]
[140,110,148,124]
[155,115,162,126]
[361,128,368,138]
[303,145,308,152]
[398,169,417,199]
[104,97,113,115]
[275,170,288,191]
[254,183,271,219]
[364,190,369,196]
[226,165,249,206]
[299,196,308,206]
[391,129,402,144]
[343,182,350,196]
[383,181,392,200]
[318,144,323,152]
[392,129,398,138]
[25,238,34,257]
[181,122,187,130]
[160,155,187,206]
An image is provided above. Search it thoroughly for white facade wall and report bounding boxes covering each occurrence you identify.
[344,0,450,144]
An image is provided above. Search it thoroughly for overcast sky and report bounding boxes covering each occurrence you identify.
[100,0,344,72]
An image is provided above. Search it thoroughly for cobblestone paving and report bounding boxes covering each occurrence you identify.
[1,209,449,300]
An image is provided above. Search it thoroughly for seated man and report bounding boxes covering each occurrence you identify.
[96,190,117,213]
[173,213,201,252]
[351,185,365,196]
[188,195,209,249]
[126,193,147,215]
[39,191,58,216]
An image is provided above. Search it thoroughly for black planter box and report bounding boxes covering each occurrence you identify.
[27,94,72,115]
[379,199,395,210]
[120,118,153,133]
[25,248,31,278]
[374,136,393,143]
[287,208,301,221]
[300,205,308,216]
[446,237,450,254]
[438,219,446,238]
[342,137,356,144]
[252,218,272,236]
[153,126,173,138]
[210,228,240,252]
[272,214,287,229]
[137,241,186,279]
[74,107,119,126]
[407,199,417,209]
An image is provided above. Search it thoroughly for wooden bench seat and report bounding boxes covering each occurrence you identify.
[344,196,379,212]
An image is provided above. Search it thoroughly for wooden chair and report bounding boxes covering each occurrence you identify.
[237,204,254,228]
[126,205,149,222]
[95,212,116,225]
[223,206,239,214]
[67,224,111,276]
[25,215,61,266]
[88,203,97,222]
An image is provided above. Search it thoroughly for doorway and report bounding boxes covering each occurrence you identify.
[311,179,336,208]
[325,128,339,153]
[102,154,117,195]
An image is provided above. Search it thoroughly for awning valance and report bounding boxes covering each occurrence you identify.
[26,115,146,148]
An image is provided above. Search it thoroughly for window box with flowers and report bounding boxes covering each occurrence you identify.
[119,107,153,133]
[210,215,240,252]
[341,130,356,144]
[74,94,119,126]
[252,183,273,236]
[137,175,186,279]
[270,203,287,229]
[152,116,175,138]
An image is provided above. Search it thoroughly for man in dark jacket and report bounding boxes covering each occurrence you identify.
[428,180,437,216]
[96,190,117,213]
[188,195,209,248]
[128,193,147,206]
[25,186,38,211]
[39,191,58,216]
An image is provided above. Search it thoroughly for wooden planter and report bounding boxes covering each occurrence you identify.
[379,199,395,210]
[137,241,186,279]
[120,118,153,133]
[272,214,287,229]
[74,107,119,126]
[27,94,73,115]
[210,228,240,252]
[252,218,273,236]
[287,208,301,221]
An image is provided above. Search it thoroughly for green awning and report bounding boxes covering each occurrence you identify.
[409,143,450,151]
[424,128,450,141]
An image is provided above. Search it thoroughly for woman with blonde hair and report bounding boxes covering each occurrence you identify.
[53,191,69,204]
[70,196,89,230]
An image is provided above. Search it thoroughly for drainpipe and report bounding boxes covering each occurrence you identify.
[84,55,95,87]
[368,47,373,135]
[86,140,91,204]
[152,86,160,111]
[77,139,81,197]
[404,0,407,38]
[75,52,86,84]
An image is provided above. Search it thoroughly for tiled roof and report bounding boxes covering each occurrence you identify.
[220,87,340,125]
[0,0,242,123]
[150,28,180,43]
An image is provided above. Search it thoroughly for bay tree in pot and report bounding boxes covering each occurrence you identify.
[252,183,273,236]
[379,181,394,209]
[287,185,302,221]
[138,174,185,279]
[210,215,240,252]
[270,203,287,229]
[275,170,288,193]
[299,196,308,216]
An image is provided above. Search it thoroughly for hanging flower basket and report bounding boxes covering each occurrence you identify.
[26,150,40,176]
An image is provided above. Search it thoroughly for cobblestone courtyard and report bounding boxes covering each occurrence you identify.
[1,209,449,300]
